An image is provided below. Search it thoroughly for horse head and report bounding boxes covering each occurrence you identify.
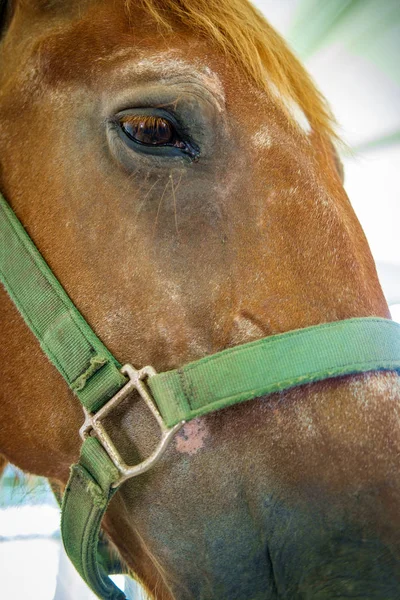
[1,1,399,598]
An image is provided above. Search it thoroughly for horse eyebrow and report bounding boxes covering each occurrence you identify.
[105,51,226,107]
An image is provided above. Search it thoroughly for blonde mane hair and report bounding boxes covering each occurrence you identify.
[126,0,337,140]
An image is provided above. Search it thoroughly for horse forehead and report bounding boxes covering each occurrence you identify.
[8,2,258,126]
[17,9,229,103]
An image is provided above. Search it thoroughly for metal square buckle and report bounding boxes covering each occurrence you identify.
[79,364,185,488]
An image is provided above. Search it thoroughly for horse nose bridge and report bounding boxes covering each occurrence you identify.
[223,222,280,341]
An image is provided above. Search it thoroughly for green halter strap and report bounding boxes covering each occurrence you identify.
[1,190,400,600]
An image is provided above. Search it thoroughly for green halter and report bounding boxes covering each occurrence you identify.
[1,191,400,599]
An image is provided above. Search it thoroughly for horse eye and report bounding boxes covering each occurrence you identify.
[120,115,182,147]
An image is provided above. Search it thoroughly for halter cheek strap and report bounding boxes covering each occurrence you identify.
[1,191,400,600]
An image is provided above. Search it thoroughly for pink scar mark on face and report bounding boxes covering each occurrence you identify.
[175,419,209,455]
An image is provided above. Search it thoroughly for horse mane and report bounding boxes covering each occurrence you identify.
[126,0,338,140]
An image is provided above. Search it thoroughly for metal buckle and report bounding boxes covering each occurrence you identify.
[79,364,185,488]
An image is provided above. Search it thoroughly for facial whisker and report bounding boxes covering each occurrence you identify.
[170,172,179,237]
[152,178,170,239]
[136,178,160,218]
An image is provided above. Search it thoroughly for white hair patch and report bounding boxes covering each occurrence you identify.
[252,125,273,149]
[268,82,312,135]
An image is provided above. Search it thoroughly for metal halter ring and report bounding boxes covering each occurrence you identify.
[79,364,185,488]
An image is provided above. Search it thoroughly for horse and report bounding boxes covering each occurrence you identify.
[1,1,400,598]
